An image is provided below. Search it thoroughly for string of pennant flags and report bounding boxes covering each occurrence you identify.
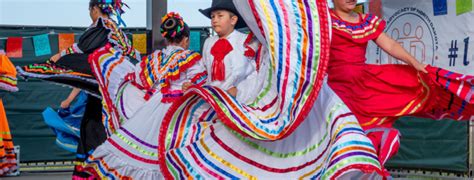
[2,33,147,59]
[1,0,472,59]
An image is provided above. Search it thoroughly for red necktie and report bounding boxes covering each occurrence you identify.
[210,39,233,81]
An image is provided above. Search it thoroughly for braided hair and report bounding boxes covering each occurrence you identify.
[89,0,129,27]
[160,12,190,44]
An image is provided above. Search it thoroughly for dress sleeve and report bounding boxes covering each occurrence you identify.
[369,14,386,41]
[59,21,109,57]
[161,51,204,90]
[330,13,386,43]
[134,52,158,90]
[76,23,110,53]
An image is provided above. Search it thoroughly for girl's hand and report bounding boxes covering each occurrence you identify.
[413,62,428,73]
[60,99,72,109]
[182,82,193,91]
[50,53,61,62]
[227,87,237,97]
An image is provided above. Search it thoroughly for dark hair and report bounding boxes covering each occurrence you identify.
[89,0,109,15]
[89,0,129,26]
[160,12,190,44]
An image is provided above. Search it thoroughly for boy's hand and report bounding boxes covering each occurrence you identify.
[182,82,193,91]
[227,87,237,97]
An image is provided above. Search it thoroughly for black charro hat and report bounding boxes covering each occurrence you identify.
[199,0,247,29]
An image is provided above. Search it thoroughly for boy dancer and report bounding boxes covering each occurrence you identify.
[196,0,258,102]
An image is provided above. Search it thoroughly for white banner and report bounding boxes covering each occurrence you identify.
[366,0,474,75]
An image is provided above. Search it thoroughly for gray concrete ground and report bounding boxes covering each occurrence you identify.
[0,172,467,179]
[0,172,72,180]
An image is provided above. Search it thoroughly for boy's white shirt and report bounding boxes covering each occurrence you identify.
[201,30,257,102]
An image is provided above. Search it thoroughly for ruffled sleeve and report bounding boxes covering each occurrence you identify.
[76,27,109,54]
[158,50,203,93]
[135,49,204,101]
[59,17,139,60]
[330,12,386,43]
[100,18,139,59]
[135,51,160,90]
[59,19,109,57]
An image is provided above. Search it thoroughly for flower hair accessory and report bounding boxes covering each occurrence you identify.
[160,12,186,38]
[97,0,130,27]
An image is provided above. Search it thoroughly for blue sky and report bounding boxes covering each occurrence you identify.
[0,0,366,28]
[0,0,212,27]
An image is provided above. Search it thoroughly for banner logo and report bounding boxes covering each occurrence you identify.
[377,7,439,65]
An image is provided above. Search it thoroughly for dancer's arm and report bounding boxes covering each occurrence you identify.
[375,33,427,73]
[51,18,110,62]
[60,88,81,108]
